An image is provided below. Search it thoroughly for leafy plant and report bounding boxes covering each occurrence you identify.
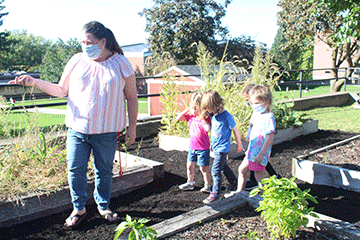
[239,230,265,240]
[273,101,310,130]
[114,214,157,240]
[249,176,318,239]
[159,74,188,137]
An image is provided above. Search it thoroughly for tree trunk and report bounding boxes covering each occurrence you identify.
[329,49,341,93]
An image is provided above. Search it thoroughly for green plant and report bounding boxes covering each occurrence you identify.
[249,176,318,239]
[159,74,188,137]
[273,101,310,130]
[220,218,227,225]
[239,230,265,240]
[324,152,329,164]
[114,215,157,240]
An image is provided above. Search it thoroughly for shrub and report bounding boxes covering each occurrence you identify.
[249,176,318,239]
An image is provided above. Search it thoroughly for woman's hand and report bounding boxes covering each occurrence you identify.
[8,75,36,87]
[124,127,136,147]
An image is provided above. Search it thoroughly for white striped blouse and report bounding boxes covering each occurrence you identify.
[62,52,134,134]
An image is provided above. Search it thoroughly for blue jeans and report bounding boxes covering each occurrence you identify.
[187,148,210,166]
[211,152,237,195]
[67,128,118,211]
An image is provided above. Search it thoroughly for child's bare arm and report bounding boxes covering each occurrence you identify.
[254,132,274,164]
[202,120,210,132]
[176,107,190,122]
[232,127,243,152]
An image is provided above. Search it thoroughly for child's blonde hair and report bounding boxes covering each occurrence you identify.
[189,92,202,111]
[201,90,225,113]
[249,85,273,111]
[242,83,256,101]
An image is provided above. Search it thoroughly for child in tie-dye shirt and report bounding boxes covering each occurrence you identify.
[226,84,275,197]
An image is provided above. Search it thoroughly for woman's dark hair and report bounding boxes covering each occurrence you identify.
[82,21,124,55]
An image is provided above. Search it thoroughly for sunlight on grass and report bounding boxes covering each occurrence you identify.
[302,104,360,132]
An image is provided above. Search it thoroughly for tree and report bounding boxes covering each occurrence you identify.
[0,30,51,71]
[278,0,360,92]
[222,35,256,67]
[0,0,8,28]
[140,0,232,65]
[0,0,11,70]
[270,27,313,81]
[39,38,81,82]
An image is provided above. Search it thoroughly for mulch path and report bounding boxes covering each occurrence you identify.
[1,129,360,239]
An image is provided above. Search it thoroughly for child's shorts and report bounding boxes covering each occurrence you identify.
[187,148,210,167]
[248,160,266,171]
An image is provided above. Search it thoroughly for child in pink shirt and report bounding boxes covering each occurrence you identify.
[177,92,212,193]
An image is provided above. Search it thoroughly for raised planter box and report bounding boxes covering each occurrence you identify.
[0,153,164,228]
[292,134,360,193]
[159,119,319,159]
[292,158,360,193]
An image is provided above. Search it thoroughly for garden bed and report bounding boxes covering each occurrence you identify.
[159,119,319,158]
[0,153,164,229]
[293,135,360,193]
[1,129,360,240]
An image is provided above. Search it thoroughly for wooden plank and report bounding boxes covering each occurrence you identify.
[292,158,360,193]
[151,192,249,239]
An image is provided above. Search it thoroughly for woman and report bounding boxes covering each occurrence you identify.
[9,21,138,227]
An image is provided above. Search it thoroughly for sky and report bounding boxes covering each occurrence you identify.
[0,0,281,48]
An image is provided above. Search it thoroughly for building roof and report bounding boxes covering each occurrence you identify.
[175,65,250,82]
[122,43,152,57]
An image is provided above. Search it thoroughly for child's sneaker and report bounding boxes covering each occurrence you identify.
[225,181,237,191]
[179,182,194,191]
[244,179,258,191]
[224,191,240,198]
[203,192,219,204]
[200,185,212,193]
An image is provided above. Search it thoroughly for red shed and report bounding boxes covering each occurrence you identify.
[146,66,206,116]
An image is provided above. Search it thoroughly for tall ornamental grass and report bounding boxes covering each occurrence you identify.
[159,42,307,139]
[0,96,69,201]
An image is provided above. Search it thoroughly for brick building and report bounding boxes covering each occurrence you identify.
[313,34,359,81]
[122,43,152,94]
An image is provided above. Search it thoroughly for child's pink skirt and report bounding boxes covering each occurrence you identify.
[248,160,266,171]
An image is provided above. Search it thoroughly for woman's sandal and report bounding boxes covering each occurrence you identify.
[99,210,118,222]
[64,212,87,228]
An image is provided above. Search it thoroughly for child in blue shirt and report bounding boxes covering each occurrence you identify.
[201,90,243,204]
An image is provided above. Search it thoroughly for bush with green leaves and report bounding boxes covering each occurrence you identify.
[114,215,157,240]
[273,101,309,130]
[249,176,318,239]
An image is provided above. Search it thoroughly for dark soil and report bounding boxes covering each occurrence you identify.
[308,137,360,171]
[1,129,360,240]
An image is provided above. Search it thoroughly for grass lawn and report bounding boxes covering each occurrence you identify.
[274,85,360,99]
[302,104,360,132]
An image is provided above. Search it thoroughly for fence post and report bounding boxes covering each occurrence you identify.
[299,71,303,98]
[344,68,347,92]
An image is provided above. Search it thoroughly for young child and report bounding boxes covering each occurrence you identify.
[201,90,243,204]
[225,85,276,197]
[177,92,212,193]
[241,84,281,190]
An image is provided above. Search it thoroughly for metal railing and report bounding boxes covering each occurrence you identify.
[1,66,360,110]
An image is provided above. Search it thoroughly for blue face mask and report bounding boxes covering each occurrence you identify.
[82,43,102,60]
[251,104,267,113]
